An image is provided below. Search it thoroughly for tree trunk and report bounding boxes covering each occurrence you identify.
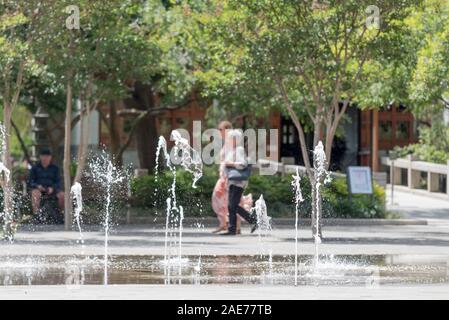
[11,119,31,163]
[310,177,323,239]
[1,60,25,240]
[74,99,85,183]
[135,114,157,170]
[63,79,73,230]
[276,76,325,238]
[311,180,317,237]
[313,118,321,148]
[123,82,158,171]
[108,101,122,165]
[74,76,95,184]
[280,99,328,239]
[74,100,91,183]
[312,124,324,238]
[2,104,14,240]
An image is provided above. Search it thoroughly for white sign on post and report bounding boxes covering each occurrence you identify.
[347,166,373,194]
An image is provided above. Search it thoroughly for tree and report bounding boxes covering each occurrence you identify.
[117,0,203,170]
[31,0,152,228]
[408,0,449,117]
[0,0,41,239]
[89,0,209,170]
[31,0,82,230]
[392,0,449,165]
[27,0,206,231]
[394,120,449,164]
[197,0,420,237]
[67,1,152,180]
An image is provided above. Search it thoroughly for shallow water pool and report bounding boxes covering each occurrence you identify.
[0,254,448,286]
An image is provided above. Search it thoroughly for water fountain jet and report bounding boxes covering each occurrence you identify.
[89,151,127,285]
[155,130,203,284]
[312,141,331,268]
[70,182,84,244]
[0,123,13,241]
[291,167,304,286]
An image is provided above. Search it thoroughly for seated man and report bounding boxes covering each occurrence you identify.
[29,149,64,214]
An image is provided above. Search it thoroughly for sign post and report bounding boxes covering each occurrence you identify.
[389,150,398,206]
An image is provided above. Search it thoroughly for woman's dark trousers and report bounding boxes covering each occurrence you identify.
[228,184,256,234]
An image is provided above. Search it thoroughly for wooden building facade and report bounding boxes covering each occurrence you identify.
[96,97,417,172]
[359,104,417,172]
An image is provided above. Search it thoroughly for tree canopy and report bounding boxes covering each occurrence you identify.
[195,0,422,168]
[407,0,449,118]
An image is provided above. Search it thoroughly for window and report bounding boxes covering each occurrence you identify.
[396,121,409,140]
[282,124,295,145]
[380,104,392,112]
[176,117,189,129]
[123,118,132,133]
[397,104,407,112]
[379,121,392,140]
[158,118,171,137]
[282,125,287,144]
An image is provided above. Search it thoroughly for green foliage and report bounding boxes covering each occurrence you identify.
[191,0,422,171]
[131,167,387,219]
[70,161,77,178]
[14,0,208,124]
[0,104,32,159]
[394,120,449,164]
[248,174,386,219]
[131,165,218,216]
[199,0,419,108]
[322,178,386,219]
[407,0,449,117]
[0,0,37,97]
[30,1,154,102]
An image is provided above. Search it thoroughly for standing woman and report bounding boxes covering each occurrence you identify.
[211,121,252,233]
[222,129,257,235]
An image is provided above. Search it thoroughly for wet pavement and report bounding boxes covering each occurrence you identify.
[0,188,448,299]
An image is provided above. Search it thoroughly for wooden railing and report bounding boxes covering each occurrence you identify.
[381,155,449,196]
[256,159,346,178]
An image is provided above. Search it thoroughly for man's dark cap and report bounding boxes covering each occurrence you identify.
[39,149,52,156]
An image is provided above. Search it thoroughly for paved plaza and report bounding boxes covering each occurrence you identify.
[1,219,448,257]
[1,284,449,300]
[1,189,448,257]
[0,188,448,299]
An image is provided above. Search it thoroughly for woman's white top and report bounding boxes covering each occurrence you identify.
[223,145,249,189]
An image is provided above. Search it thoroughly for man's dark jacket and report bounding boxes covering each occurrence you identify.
[28,163,61,192]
